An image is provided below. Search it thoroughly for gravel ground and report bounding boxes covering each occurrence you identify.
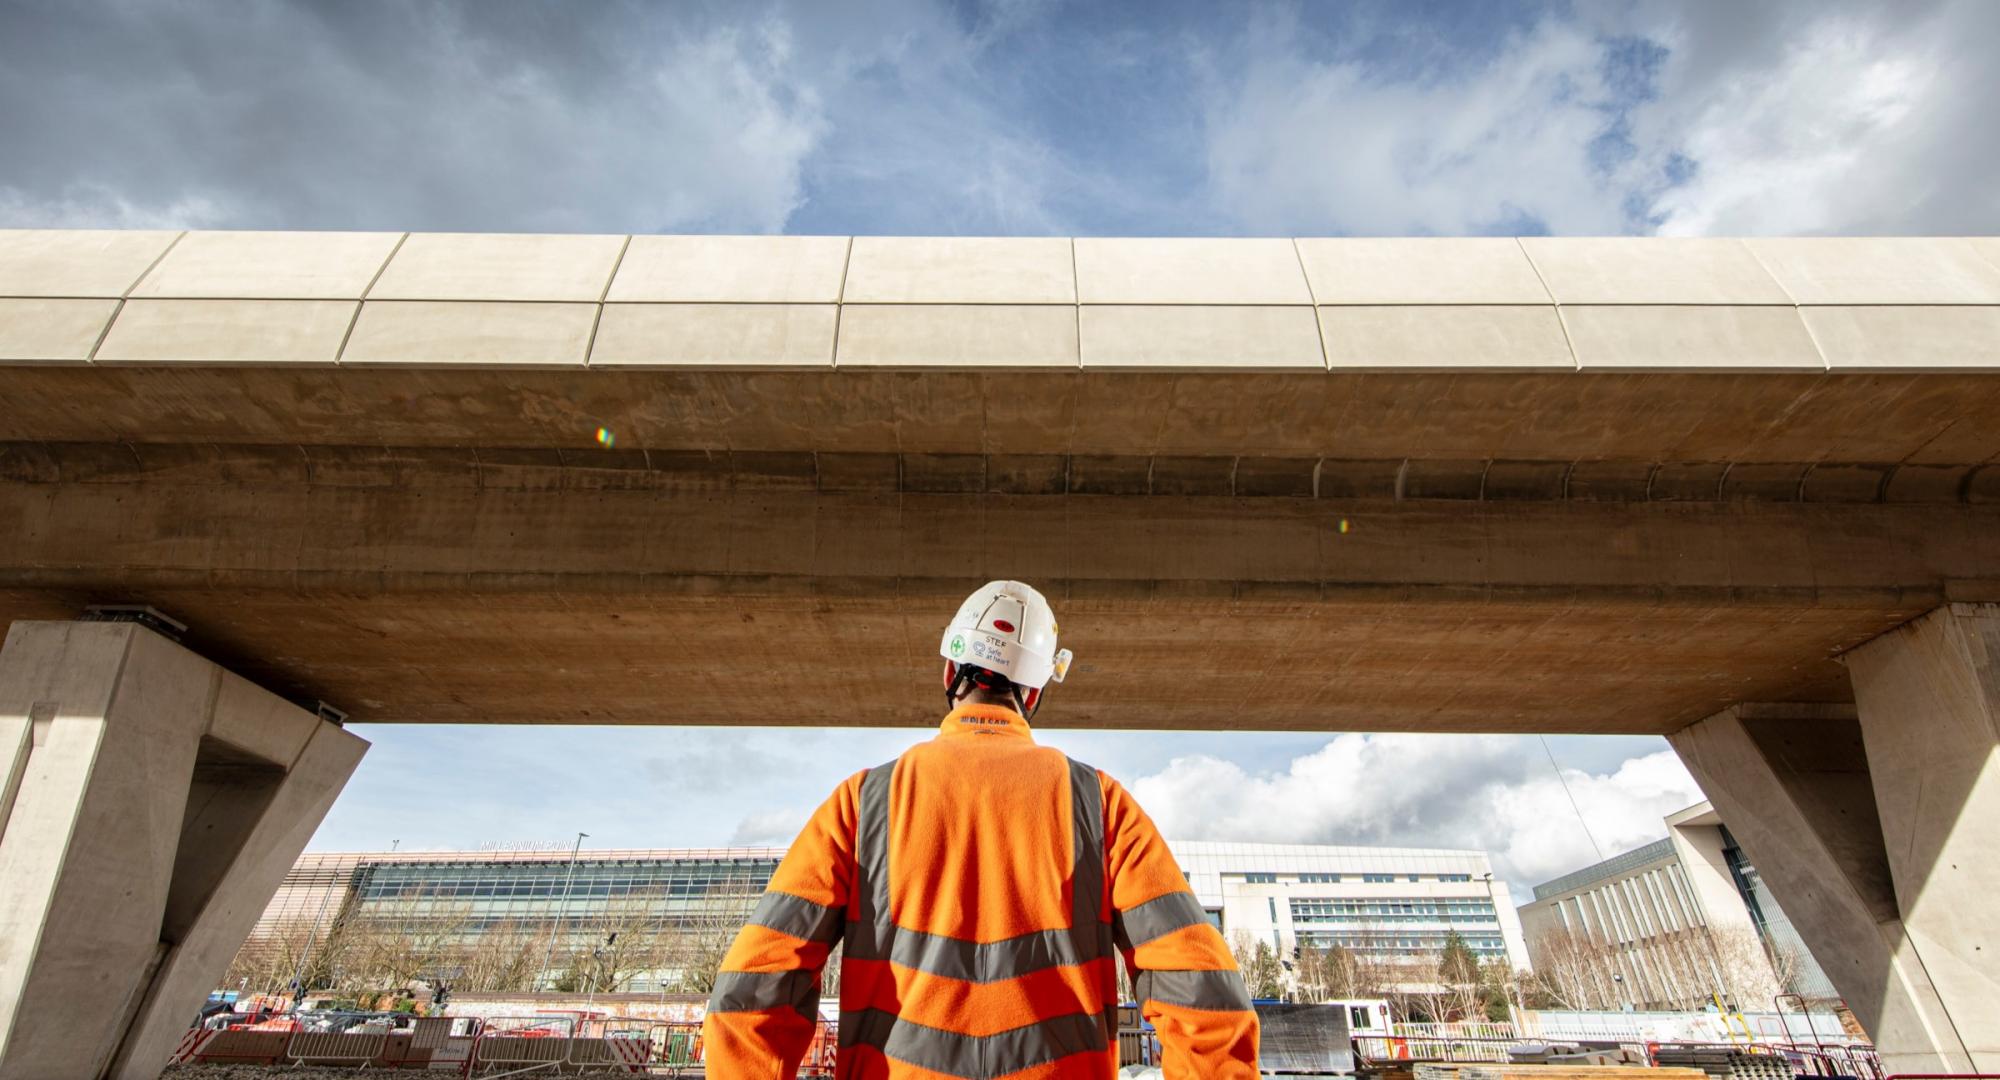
[165,1068,438,1080]
[162,1066,671,1078]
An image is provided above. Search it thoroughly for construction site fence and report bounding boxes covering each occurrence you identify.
[173,1014,485,1074]
[1353,1033,1887,1080]
[176,1012,842,1076]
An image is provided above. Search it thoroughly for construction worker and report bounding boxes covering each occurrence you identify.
[703,581,1260,1078]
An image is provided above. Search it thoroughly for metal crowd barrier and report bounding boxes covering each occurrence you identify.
[286,1027,392,1068]
[644,1020,705,1076]
[472,1016,578,1077]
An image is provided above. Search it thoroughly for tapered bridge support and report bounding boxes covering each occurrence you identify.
[0,621,367,1080]
[1670,603,2000,1074]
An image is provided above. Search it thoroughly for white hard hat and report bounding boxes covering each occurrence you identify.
[939,580,1074,690]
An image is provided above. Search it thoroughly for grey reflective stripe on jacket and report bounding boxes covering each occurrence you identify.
[1112,890,1210,952]
[838,1007,1114,1079]
[708,969,822,1020]
[746,889,844,945]
[1135,968,1255,1012]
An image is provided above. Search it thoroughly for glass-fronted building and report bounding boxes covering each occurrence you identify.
[244,839,1532,993]
[1517,801,1836,1009]
[348,852,779,936]
[1173,841,1532,971]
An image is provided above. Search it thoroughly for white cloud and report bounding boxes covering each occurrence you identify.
[730,805,814,847]
[1197,12,1646,235]
[1128,735,1704,894]
[1636,2,2000,235]
[0,183,231,230]
[1194,0,2000,236]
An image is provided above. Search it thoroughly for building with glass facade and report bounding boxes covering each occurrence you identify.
[254,847,782,945]
[1173,841,1532,971]
[244,839,1534,993]
[1517,801,1837,1010]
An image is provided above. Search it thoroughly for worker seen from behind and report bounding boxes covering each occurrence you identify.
[703,580,1260,1078]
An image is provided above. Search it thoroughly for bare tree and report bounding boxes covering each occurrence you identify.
[1527,926,1615,1010]
[1227,933,1285,1001]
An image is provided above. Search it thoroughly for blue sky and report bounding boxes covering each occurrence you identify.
[5,0,1997,895]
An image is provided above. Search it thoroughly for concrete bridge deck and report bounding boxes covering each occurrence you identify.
[2,230,1998,730]
[2,230,1999,1075]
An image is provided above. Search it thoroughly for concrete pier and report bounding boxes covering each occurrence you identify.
[0,621,366,1080]
[1670,605,2000,1073]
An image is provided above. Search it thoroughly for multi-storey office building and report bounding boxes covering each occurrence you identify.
[1517,802,1836,1010]
[1174,841,1532,971]
[243,840,1534,992]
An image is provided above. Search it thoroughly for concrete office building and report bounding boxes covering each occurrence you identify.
[4,231,2000,1075]
[241,841,1530,986]
[1520,802,1837,1011]
[1175,842,1531,971]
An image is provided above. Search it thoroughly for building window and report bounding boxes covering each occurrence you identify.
[1268,898,1278,922]
[1362,873,1394,883]
[1244,872,1277,884]
[1409,874,1420,882]
[1301,873,1341,883]
[1440,873,1473,882]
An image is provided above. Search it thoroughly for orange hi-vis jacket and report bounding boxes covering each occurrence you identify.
[703,703,1260,1079]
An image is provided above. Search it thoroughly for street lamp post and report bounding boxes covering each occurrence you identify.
[533,832,589,993]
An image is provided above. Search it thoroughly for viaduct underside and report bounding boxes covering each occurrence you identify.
[1,231,1997,1076]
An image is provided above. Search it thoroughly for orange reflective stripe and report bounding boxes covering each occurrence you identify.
[1129,922,1232,972]
[719,923,834,974]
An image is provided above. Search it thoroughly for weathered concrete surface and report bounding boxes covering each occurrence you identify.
[1673,610,2000,1073]
[2,442,1996,730]
[0,621,366,1080]
[1,231,1998,732]
[1669,704,1965,1073]
[5,366,2000,464]
[1846,605,2000,1070]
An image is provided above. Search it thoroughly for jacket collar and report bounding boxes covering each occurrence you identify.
[938,702,1034,740]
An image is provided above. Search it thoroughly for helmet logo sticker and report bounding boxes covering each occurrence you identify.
[949,634,966,659]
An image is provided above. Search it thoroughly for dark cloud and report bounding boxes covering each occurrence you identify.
[0,0,832,231]
[8,1,1994,236]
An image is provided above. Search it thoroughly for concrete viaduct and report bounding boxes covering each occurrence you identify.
[1,229,1997,1076]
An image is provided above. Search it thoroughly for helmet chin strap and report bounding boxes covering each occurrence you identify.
[946,663,1033,717]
